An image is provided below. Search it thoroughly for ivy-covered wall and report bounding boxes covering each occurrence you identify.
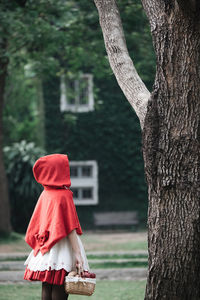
[43,73,148,229]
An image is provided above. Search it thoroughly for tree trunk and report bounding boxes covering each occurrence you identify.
[94,0,200,298]
[94,0,150,128]
[0,42,12,234]
[142,1,200,299]
[35,77,45,149]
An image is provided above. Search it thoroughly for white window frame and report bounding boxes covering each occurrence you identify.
[60,74,94,113]
[70,161,98,205]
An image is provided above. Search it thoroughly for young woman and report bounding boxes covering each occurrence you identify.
[24,154,89,300]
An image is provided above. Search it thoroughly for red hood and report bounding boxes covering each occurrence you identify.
[33,154,71,188]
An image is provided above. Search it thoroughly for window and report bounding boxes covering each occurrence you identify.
[60,74,94,113]
[82,188,93,199]
[70,161,98,205]
[72,188,79,199]
[71,187,93,201]
[70,165,92,178]
[82,166,92,177]
[70,166,78,178]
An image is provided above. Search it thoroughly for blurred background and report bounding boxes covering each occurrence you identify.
[0,1,156,298]
[1,0,155,236]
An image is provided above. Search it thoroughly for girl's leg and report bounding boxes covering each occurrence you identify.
[52,284,68,300]
[42,282,52,300]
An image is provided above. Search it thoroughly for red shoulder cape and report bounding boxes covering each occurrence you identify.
[25,154,82,256]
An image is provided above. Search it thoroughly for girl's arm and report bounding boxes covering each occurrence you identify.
[68,229,84,274]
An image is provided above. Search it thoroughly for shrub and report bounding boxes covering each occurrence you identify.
[3,140,46,233]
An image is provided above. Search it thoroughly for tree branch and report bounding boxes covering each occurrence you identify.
[94,0,150,129]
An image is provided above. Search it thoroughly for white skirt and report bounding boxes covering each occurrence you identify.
[24,235,89,272]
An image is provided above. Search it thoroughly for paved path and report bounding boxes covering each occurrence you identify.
[0,250,148,261]
[0,258,147,271]
[0,251,147,283]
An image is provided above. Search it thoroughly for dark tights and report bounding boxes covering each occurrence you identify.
[42,282,69,300]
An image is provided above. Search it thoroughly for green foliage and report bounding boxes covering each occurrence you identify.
[0,0,110,77]
[2,0,155,231]
[2,0,111,148]
[3,0,155,148]
[40,0,154,229]
[3,62,39,145]
[3,140,45,232]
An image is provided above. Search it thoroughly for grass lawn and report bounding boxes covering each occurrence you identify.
[0,232,31,253]
[0,280,146,300]
[89,261,147,268]
[0,231,147,254]
[82,232,147,252]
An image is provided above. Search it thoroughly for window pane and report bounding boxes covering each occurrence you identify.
[71,188,79,199]
[67,80,76,104]
[82,166,92,177]
[82,188,93,199]
[79,77,89,105]
[70,166,78,177]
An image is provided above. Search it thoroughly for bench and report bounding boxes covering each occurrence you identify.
[93,211,139,229]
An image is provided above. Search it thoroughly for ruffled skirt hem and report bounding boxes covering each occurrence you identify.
[24,266,68,285]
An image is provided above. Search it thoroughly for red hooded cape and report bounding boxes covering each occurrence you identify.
[25,154,82,256]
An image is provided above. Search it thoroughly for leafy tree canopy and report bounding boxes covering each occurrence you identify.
[2,0,155,145]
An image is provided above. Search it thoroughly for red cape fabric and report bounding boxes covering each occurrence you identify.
[25,154,82,256]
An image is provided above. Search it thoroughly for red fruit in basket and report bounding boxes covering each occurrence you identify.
[81,271,96,278]
[82,271,90,278]
[89,273,96,278]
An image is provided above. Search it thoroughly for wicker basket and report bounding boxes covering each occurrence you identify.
[64,275,96,296]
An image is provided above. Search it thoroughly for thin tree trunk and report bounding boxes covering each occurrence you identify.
[35,77,45,149]
[142,1,200,299]
[0,40,12,234]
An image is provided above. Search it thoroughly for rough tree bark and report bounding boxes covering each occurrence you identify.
[0,39,12,234]
[94,0,200,299]
[93,0,150,129]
